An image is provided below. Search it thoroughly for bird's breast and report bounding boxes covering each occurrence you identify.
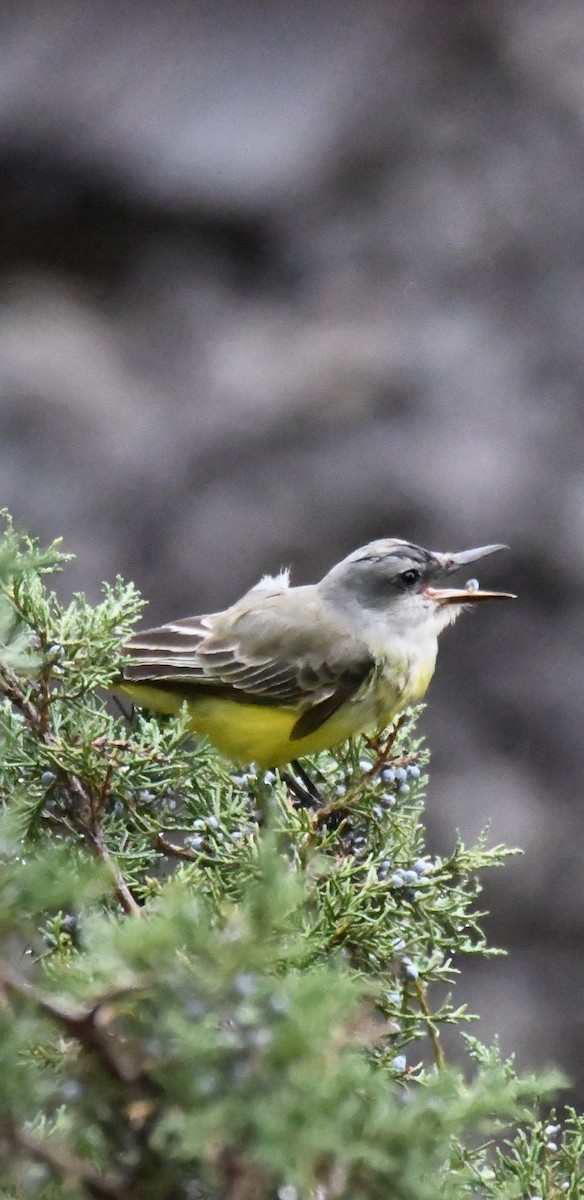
[370,633,439,720]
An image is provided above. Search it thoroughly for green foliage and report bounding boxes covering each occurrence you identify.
[0,514,579,1199]
[0,512,69,674]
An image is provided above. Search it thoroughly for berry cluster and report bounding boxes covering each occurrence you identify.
[185,971,291,1097]
[186,812,250,853]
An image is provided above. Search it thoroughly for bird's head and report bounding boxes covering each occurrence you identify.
[318,538,515,635]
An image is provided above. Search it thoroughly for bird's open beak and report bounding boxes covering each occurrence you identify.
[424,543,516,605]
[425,585,516,605]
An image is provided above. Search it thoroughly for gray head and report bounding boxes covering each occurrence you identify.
[318,538,514,633]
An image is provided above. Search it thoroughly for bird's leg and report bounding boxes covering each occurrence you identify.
[281,760,325,809]
[281,771,317,809]
[293,759,326,804]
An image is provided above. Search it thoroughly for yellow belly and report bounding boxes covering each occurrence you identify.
[121,651,435,769]
[121,682,381,766]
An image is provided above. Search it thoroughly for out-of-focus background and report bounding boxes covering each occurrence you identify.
[1,0,583,1090]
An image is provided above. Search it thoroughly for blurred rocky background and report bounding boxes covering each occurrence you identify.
[1,0,583,1091]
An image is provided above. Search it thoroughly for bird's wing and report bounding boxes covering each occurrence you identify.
[120,594,374,739]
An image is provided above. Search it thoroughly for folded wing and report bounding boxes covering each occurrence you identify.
[120,601,374,739]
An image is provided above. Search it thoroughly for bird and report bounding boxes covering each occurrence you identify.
[118,539,514,769]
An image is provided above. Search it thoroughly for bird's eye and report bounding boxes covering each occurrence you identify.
[400,568,422,587]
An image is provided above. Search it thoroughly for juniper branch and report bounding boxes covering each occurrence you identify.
[0,961,144,1083]
[0,662,141,916]
[0,1118,131,1200]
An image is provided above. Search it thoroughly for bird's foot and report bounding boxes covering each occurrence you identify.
[282,760,325,809]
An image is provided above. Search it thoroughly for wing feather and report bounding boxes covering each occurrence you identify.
[121,594,374,733]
